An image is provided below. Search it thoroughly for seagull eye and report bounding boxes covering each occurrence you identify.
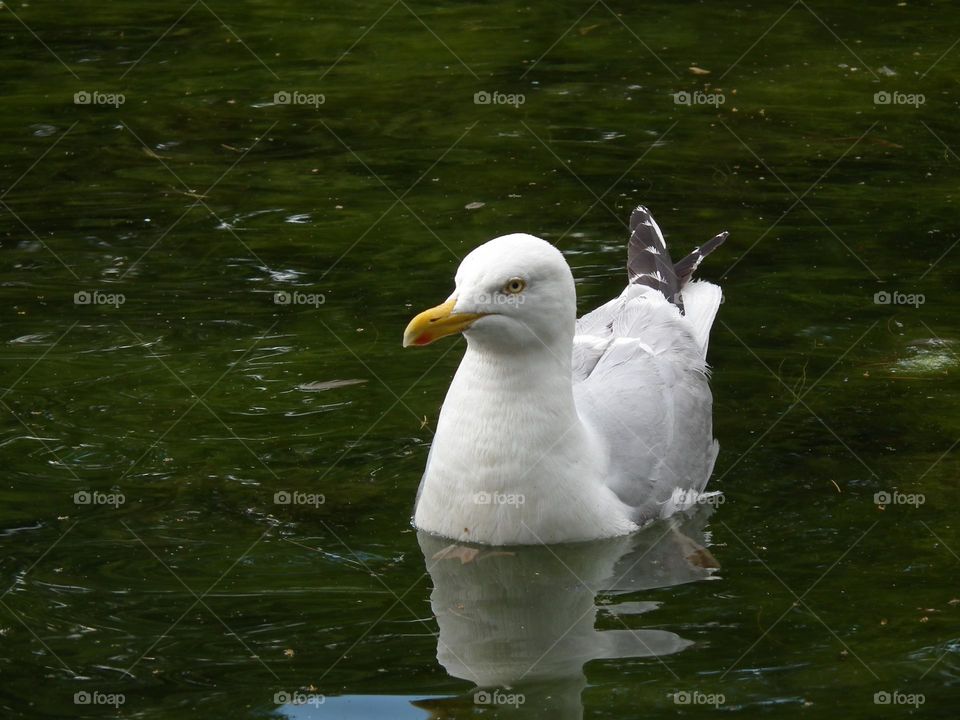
[503,277,526,294]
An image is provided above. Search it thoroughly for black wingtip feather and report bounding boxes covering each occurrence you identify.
[627,206,684,311]
[674,230,729,288]
[626,206,728,313]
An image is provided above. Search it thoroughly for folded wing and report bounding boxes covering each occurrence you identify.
[573,207,728,523]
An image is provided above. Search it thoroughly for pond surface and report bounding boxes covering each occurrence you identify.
[2,1,959,718]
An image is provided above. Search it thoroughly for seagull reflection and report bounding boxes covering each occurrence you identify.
[412,506,719,719]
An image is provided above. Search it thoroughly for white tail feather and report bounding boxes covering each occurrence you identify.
[680,281,722,358]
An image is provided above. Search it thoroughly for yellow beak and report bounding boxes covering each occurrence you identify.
[402,298,486,347]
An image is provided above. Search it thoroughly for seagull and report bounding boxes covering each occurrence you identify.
[403,206,728,545]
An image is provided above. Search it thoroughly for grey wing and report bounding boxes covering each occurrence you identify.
[572,288,718,523]
[571,205,728,520]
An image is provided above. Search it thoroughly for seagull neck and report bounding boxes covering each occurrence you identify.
[459,339,576,413]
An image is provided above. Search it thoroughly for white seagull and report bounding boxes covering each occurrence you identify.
[403,206,728,545]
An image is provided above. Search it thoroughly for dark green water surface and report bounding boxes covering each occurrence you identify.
[2,1,959,718]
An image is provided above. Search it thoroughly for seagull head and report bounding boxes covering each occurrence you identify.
[403,233,576,353]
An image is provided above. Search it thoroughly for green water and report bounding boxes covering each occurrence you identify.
[2,1,959,717]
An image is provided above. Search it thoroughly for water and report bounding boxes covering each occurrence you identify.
[2,1,959,717]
